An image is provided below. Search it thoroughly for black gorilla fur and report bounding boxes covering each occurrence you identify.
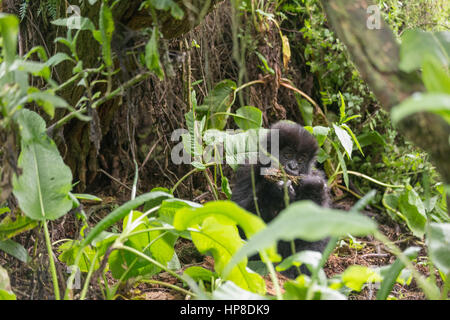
[231,121,331,278]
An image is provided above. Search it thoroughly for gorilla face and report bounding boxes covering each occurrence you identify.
[279,145,314,176]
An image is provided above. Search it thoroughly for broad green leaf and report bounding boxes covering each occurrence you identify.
[13,110,73,221]
[427,223,450,274]
[283,277,346,300]
[51,17,95,31]
[422,56,450,94]
[174,201,273,248]
[27,91,69,118]
[342,265,382,292]
[212,281,266,300]
[201,80,237,129]
[10,60,50,80]
[398,188,427,238]
[331,140,349,188]
[340,124,364,156]
[356,131,386,148]
[276,250,322,273]
[333,124,353,159]
[391,93,450,124]
[221,176,232,199]
[143,0,184,19]
[23,46,48,62]
[377,247,420,300]
[0,239,30,263]
[0,14,19,65]
[308,126,330,147]
[99,3,115,68]
[0,214,38,241]
[295,96,313,126]
[184,266,217,282]
[234,106,262,130]
[0,266,16,300]
[110,211,177,280]
[226,201,377,276]
[14,108,46,143]
[80,191,172,248]
[145,27,164,80]
[399,30,450,72]
[46,53,75,67]
[190,216,266,294]
[58,240,100,273]
[157,198,201,226]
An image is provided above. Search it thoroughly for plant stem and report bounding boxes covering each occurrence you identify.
[139,279,196,298]
[261,251,283,300]
[335,170,405,189]
[43,221,60,300]
[80,250,100,300]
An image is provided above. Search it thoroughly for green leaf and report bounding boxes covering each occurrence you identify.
[234,106,262,130]
[110,211,178,280]
[202,80,237,129]
[422,56,450,94]
[145,27,164,80]
[399,30,450,72]
[340,124,364,157]
[331,140,349,188]
[283,277,346,300]
[0,214,38,241]
[0,239,30,263]
[0,266,16,300]
[308,126,330,147]
[338,92,346,124]
[377,247,420,300]
[0,14,19,65]
[144,0,184,19]
[427,223,450,274]
[27,91,69,118]
[51,17,95,31]
[221,176,232,199]
[392,93,450,124]
[342,265,382,292]
[227,201,377,276]
[174,201,273,248]
[72,193,102,202]
[80,191,172,248]
[46,53,75,67]
[190,216,266,294]
[58,240,100,273]
[276,250,322,273]
[356,131,386,148]
[398,188,427,238]
[295,96,313,126]
[13,110,73,221]
[212,281,266,300]
[156,198,201,226]
[333,124,353,159]
[99,3,115,68]
[184,266,217,282]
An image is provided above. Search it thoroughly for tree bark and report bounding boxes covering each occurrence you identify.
[320,0,450,204]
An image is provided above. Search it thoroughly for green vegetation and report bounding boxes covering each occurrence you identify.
[0,0,449,300]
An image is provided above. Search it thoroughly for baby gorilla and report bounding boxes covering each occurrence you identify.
[231,121,330,278]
